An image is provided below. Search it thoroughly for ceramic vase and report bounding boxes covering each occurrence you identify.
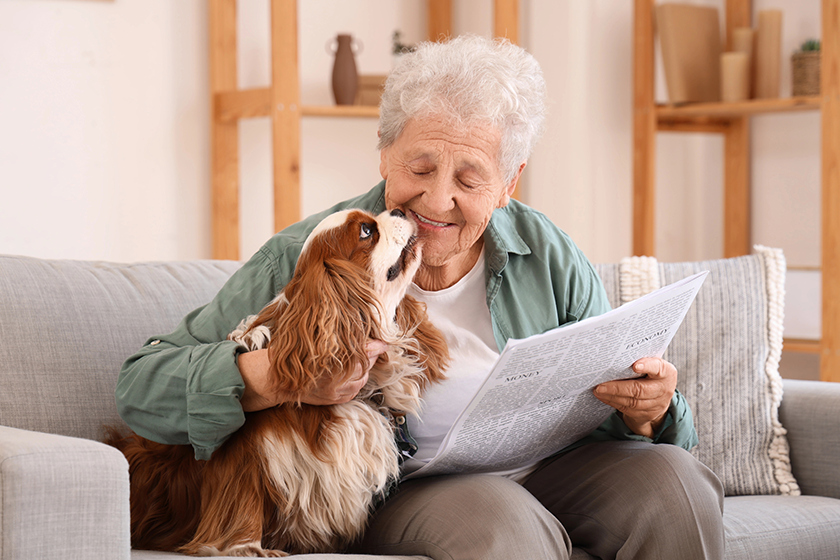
[331,34,358,106]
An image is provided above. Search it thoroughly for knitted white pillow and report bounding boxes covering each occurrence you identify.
[617,247,799,496]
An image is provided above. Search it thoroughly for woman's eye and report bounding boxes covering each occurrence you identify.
[360,223,373,239]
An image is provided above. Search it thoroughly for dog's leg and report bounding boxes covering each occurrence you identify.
[178,441,288,558]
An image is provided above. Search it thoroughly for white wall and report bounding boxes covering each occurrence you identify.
[0,0,210,261]
[0,0,823,352]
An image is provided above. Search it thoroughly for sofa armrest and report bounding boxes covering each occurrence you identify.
[779,379,840,499]
[0,426,130,560]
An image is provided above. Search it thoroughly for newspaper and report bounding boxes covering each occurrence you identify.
[403,270,708,480]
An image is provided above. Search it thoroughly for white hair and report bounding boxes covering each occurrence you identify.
[378,34,547,184]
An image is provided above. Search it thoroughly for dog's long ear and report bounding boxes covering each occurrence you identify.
[395,295,449,386]
[267,257,383,400]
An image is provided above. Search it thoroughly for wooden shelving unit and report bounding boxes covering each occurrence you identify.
[208,0,519,261]
[633,0,840,381]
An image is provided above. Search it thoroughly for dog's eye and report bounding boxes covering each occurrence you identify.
[359,223,374,240]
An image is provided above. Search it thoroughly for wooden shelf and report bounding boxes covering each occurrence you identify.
[302,105,379,118]
[657,96,821,119]
[210,0,520,261]
[214,87,379,123]
[633,0,840,382]
[784,338,822,354]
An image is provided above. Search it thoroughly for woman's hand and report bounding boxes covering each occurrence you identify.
[238,340,389,412]
[593,357,677,439]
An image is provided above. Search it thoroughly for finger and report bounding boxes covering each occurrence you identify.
[631,357,672,379]
[596,391,667,413]
[596,377,666,401]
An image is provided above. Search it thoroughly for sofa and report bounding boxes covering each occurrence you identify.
[1,251,838,560]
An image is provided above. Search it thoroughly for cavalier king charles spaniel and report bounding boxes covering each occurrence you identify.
[107,208,448,557]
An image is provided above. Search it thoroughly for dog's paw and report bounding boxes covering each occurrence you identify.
[191,542,289,557]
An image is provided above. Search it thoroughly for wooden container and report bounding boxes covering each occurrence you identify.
[721,52,750,102]
[792,51,821,96]
[732,27,756,97]
[755,10,782,99]
[655,3,722,103]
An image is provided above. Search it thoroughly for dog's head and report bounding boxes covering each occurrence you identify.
[298,208,422,325]
[259,209,425,399]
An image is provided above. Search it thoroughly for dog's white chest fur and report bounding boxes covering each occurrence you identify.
[258,401,399,550]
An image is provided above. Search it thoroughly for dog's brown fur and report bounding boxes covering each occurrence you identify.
[107,209,448,556]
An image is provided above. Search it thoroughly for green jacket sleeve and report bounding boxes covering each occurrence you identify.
[582,389,699,450]
[115,244,299,460]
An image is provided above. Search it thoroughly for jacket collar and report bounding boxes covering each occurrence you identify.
[484,204,531,276]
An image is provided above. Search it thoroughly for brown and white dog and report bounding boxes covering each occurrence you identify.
[107,209,448,557]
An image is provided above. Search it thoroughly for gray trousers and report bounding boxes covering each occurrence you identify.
[353,441,725,560]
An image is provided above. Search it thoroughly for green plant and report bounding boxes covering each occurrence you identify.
[800,39,821,52]
[392,30,415,55]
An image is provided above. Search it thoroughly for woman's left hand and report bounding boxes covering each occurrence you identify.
[594,357,677,439]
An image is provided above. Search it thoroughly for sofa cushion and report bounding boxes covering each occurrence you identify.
[131,551,433,559]
[596,247,799,496]
[0,255,242,442]
[0,426,131,560]
[723,495,840,559]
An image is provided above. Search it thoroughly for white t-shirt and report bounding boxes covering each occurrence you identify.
[401,250,538,481]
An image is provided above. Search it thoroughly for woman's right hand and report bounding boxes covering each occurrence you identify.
[238,340,389,412]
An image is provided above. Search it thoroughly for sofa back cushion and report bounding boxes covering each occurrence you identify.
[0,255,242,442]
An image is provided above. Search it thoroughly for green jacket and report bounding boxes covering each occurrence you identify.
[116,181,698,461]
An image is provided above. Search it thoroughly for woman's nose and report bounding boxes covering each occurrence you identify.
[422,176,456,213]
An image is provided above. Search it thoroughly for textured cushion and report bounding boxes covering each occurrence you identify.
[597,247,799,496]
[0,255,242,442]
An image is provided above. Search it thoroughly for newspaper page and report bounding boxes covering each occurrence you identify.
[403,270,708,480]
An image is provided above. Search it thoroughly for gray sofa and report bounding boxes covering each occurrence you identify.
[1,252,839,560]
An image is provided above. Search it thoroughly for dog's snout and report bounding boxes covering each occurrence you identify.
[390,209,406,219]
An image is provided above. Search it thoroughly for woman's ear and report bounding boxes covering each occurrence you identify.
[497,161,527,208]
[379,145,391,180]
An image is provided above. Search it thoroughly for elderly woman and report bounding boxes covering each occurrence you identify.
[117,35,723,559]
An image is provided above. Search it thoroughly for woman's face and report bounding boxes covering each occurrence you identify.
[380,116,524,289]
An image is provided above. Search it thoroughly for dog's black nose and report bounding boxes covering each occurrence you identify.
[390,209,406,219]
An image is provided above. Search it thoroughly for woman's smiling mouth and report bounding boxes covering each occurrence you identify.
[410,210,452,229]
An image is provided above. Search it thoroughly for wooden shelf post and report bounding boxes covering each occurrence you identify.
[209,0,240,260]
[428,0,452,41]
[494,0,519,44]
[271,0,302,235]
[723,0,752,258]
[632,0,657,257]
[723,117,751,257]
[822,0,840,382]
